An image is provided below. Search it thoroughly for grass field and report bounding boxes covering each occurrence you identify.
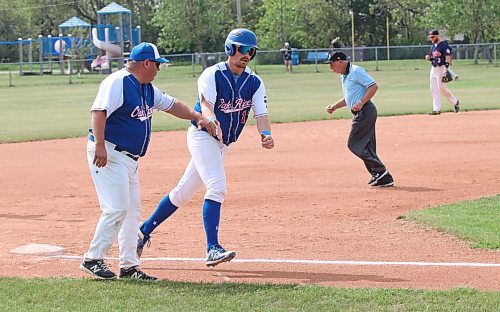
[0,278,499,311]
[405,195,500,249]
[0,60,499,143]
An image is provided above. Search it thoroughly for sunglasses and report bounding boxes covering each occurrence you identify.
[429,36,437,39]
[146,60,161,69]
[236,46,256,56]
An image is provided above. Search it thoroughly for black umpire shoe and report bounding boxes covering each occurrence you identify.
[368,170,389,186]
[454,100,460,113]
[119,266,158,281]
[80,259,117,280]
[372,172,395,187]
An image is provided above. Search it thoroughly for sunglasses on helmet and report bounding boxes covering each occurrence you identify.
[236,45,256,56]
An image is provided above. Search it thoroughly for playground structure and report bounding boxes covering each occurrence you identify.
[3,2,141,75]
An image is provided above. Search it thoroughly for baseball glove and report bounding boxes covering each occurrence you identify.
[442,71,453,83]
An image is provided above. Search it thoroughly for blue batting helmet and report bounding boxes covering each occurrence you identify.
[225,28,259,59]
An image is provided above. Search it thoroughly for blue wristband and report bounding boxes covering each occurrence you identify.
[261,130,271,136]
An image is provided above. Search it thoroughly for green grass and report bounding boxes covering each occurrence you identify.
[405,195,500,249]
[0,278,498,311]
[0,60,499,143]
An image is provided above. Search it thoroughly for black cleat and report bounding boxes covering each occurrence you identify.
[454,100,460,113]
[80,259,117,280]
[427,110,441,115]
[119,266,158,281]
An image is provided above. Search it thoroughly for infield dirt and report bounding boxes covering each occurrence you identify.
[0,110,499,290]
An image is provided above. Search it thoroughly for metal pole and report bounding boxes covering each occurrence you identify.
[18,38,23,75]
[236,0,242,26]
[47,35,52,73]
[350,10,355,62]
[386,16,390,61]
[28,38,33,73]
[136,25,141,45]
[59,34,64,74]
[67,34,73,75]
[375,47,379,71]
[314,49,319,73]
[491,42,496,66]
[116,26,124,69]
[38,35,43,75]
[192,53,195,77]
[9,64,13,87]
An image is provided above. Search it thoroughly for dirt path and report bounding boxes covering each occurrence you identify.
[0,111,498,290]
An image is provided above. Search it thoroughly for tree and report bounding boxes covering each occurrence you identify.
[153,0,238,68]
[424,0,500,63]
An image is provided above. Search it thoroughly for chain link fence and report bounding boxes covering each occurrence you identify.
[0,43,497,87]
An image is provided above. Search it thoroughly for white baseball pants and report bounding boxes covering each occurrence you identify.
[430,66,458,112]
[169,126,228,207]
[84,140,141,269]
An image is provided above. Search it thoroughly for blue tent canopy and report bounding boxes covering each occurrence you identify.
[97,2,131,15]
[58,16,91,29]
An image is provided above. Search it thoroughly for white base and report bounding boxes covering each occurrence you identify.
[9,244,65,256]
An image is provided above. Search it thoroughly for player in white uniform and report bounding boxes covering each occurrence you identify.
[80,42,215,280]
[137,29,275,267]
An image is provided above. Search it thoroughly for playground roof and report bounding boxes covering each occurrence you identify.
[59,17,91,29]
[97,2,131,15]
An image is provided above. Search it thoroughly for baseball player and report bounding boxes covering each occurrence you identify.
[136,28,274,267]
[425,29,460,115]
[325,50,394,187]
[80,42,215,280]
[280,42,293,73]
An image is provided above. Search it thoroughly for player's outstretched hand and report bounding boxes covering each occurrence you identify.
[326,104,336,114]
[261,132,274,149]
[93,143,107,167]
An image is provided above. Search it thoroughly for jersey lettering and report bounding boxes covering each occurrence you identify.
[131,105,154,122]
[218,98,252,113]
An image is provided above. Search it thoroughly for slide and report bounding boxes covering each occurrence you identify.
[91,28,122,70]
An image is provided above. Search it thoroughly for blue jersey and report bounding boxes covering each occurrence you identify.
[341,63,376,109]
[431,41,452,67]
[90,68,176,156]
[191,61,268,145]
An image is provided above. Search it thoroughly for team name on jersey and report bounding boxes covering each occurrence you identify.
[131,105,154,121]
[218,98,252,113]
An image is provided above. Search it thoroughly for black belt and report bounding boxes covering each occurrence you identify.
[88,134,139,161]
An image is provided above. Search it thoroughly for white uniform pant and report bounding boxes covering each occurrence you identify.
[170,126,228,207]
[430,66,457,112]
[84,140,141,269]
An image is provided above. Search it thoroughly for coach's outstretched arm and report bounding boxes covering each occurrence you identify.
[256,115,274,149]
[165,99,216,136]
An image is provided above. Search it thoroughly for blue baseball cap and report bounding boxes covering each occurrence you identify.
[130,42,169,63]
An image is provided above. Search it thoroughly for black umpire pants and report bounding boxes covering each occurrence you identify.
[347,101,387,175]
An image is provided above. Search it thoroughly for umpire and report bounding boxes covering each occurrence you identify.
[325,50,394,187]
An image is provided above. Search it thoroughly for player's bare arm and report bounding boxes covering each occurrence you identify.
[326,98,347,114]
[256,115,274,149]
[199,96,221,140]
[352,84,378,112]
[91,110,107,168]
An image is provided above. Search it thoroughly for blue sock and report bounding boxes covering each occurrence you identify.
[141,194,178,236]
[202,199,221,252]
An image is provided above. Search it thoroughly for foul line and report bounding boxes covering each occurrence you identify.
[51,255,500,268]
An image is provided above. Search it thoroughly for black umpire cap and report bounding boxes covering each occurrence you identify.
[325,50,347,63]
